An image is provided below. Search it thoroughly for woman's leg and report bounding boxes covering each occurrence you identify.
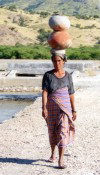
[58,147,65,166]
[49,144,56,161]
[57,114,68,167]
[47,117,57,162]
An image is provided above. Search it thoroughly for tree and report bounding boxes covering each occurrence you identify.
[8,5,17,11]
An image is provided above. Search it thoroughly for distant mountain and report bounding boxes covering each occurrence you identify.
[0,0,100,16]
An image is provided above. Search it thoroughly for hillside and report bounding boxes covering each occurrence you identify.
[0,0,100,17]
[0,8,100,47]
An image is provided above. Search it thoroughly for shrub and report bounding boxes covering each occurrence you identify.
[75,24,96,29]
[39,11,50,18]
[0,46,14,59]
[0,45,99,60]
[8,5,17,11]
[95,37,100,44]
[75,24,81,28]
[97,40,100,44]
[19,16,27,27]
[38,28,50,44]
[75,14,91,20]
[67,46,100,60]
[93,15,99,18]
[52,11,59,15]
[83,24,96,29]
[28,10,35,14]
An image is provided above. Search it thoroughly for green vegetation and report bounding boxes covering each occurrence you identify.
[75,14,100,19]
[37,28,50,44]
[0,45,51,59]
[75,24,96,29]
[8,5,17,11]
[95,37,100,44]
[67,45,100,60]
[28,11,50,17]
[12,14,28,27]
[0,45,99,60]
[39,11,50,18]
[19,16,27,27]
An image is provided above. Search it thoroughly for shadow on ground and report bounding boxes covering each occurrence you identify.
[0,157,58,168]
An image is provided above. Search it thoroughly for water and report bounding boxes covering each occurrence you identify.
[0,92,42,123]
[0,99,33,123]
[0,92,41,100]
[0,100,33,123]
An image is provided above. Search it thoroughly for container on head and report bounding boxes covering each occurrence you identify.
[49,15,70,31]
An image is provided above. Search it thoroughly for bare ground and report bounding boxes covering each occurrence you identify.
[0,86,100,175]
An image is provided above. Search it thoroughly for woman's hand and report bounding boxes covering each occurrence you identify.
[72,111,77,121]
[42,107,48,119]
[42,90,48,120]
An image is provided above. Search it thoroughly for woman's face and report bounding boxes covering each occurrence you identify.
[52,56,64,71]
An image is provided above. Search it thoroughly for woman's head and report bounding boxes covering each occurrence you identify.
[51,53,67,71]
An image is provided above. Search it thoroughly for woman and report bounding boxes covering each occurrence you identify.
[42,53,77,169]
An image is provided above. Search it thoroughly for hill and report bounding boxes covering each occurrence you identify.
[0,0,100,17]
[0,7,100,47]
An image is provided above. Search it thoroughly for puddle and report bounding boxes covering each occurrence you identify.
[0,92,42,123]
[0,99,33,123]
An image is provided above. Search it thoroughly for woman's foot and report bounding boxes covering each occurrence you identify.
[48,156,56,163]
[58,160,66,169]
[49,144,56,163]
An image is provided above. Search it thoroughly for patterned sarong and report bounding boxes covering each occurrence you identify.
[47,87,75,148]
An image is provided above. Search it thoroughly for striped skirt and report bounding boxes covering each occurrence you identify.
[46,88,75,148]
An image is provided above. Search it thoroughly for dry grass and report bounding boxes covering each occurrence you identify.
[0,8,100,46]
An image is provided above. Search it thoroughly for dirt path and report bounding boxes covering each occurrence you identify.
[0,87,100,175]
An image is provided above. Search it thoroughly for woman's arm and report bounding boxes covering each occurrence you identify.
[70,94,76,112]
[70,94,77,121]
[42,89,48,119]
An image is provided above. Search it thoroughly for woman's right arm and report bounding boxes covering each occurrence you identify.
[42,89,48,119]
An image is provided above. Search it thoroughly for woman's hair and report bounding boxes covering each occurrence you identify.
[51,53,67,62]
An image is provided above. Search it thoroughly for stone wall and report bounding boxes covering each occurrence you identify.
[0,60,99,92]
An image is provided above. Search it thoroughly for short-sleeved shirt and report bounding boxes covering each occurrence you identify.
[42,69,75,95]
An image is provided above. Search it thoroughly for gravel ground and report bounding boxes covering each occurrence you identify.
[0,86,100,175]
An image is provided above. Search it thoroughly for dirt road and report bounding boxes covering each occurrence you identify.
[0,86,100,175]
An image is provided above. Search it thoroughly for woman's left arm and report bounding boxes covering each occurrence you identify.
[70,94,77,121]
